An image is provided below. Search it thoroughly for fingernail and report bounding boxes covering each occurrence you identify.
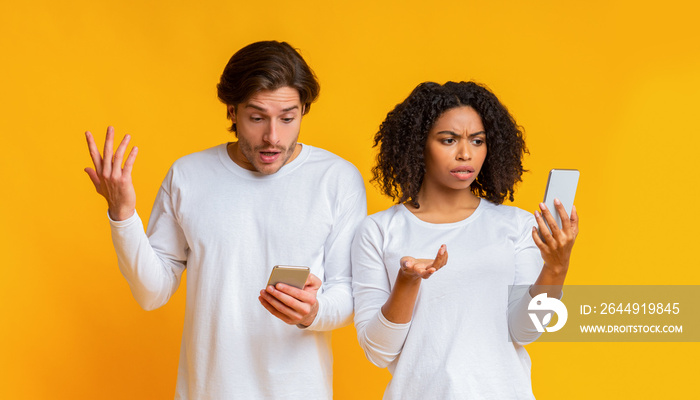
[535,210,541,218]
[539,202,546,211]
[554,198,561,205]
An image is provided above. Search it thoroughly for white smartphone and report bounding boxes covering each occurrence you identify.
[267,265,310,290]
[542,169,579,231]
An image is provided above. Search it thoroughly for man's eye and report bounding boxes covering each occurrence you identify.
[251,117,263,122]
[281,118,295,123]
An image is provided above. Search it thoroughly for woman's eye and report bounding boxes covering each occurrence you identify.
[472,138,485,146]
[442,138,456,144]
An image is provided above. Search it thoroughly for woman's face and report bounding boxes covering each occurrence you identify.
[423,106,487,192]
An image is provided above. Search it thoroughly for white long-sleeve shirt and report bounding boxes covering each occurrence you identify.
[351,201,543,399]
[109,143,366,399]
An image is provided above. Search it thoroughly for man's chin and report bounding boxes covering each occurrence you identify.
[253,162,284,175]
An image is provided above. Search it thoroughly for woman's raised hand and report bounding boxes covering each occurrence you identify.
[399,244,449,280]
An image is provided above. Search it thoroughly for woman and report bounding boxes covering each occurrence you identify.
[351,81,578,399]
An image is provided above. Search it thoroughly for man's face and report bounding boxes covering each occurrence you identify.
[228,86,303,175]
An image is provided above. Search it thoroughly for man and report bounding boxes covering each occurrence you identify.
[84,41,366,399]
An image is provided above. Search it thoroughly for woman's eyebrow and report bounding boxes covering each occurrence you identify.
[435,130,486,137]
[435,130,460,136]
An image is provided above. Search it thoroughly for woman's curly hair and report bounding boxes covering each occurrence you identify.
[372,81,528,207]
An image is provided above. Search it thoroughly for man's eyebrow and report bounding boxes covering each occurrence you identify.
[244,104,266,112]
[244,104,300,112]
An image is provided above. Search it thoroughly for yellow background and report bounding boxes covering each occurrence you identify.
[2,0,698,398]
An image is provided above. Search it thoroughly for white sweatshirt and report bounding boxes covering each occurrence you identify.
[351,201,544,399]
[109,143,366,399]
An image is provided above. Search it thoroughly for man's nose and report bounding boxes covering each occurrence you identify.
[263,121,280,144]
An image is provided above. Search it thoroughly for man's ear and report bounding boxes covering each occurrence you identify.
[227,105,237,122]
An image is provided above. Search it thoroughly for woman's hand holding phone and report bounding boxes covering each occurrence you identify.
[533,199,579,270]
[530,199,579,298]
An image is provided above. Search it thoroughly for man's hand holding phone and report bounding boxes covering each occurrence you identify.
[259,268,322,327]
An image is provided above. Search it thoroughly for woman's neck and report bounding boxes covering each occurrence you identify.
[404,184,481,224]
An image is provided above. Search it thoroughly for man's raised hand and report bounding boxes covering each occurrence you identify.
[84,126,138,221]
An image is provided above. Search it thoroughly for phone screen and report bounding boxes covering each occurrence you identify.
[543,169,579,230]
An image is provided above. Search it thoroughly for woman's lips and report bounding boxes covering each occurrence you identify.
[450,166,475,180]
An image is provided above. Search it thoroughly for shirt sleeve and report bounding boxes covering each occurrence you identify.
[109,174,188,311]
[304,179,367,331]
[351,216,411,368]
[507,212,545,345]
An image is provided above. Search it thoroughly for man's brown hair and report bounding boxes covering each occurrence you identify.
[217,41,320,132]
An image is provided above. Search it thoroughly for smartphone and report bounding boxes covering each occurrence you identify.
[267,265,310,290]
[542,169,579,232]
